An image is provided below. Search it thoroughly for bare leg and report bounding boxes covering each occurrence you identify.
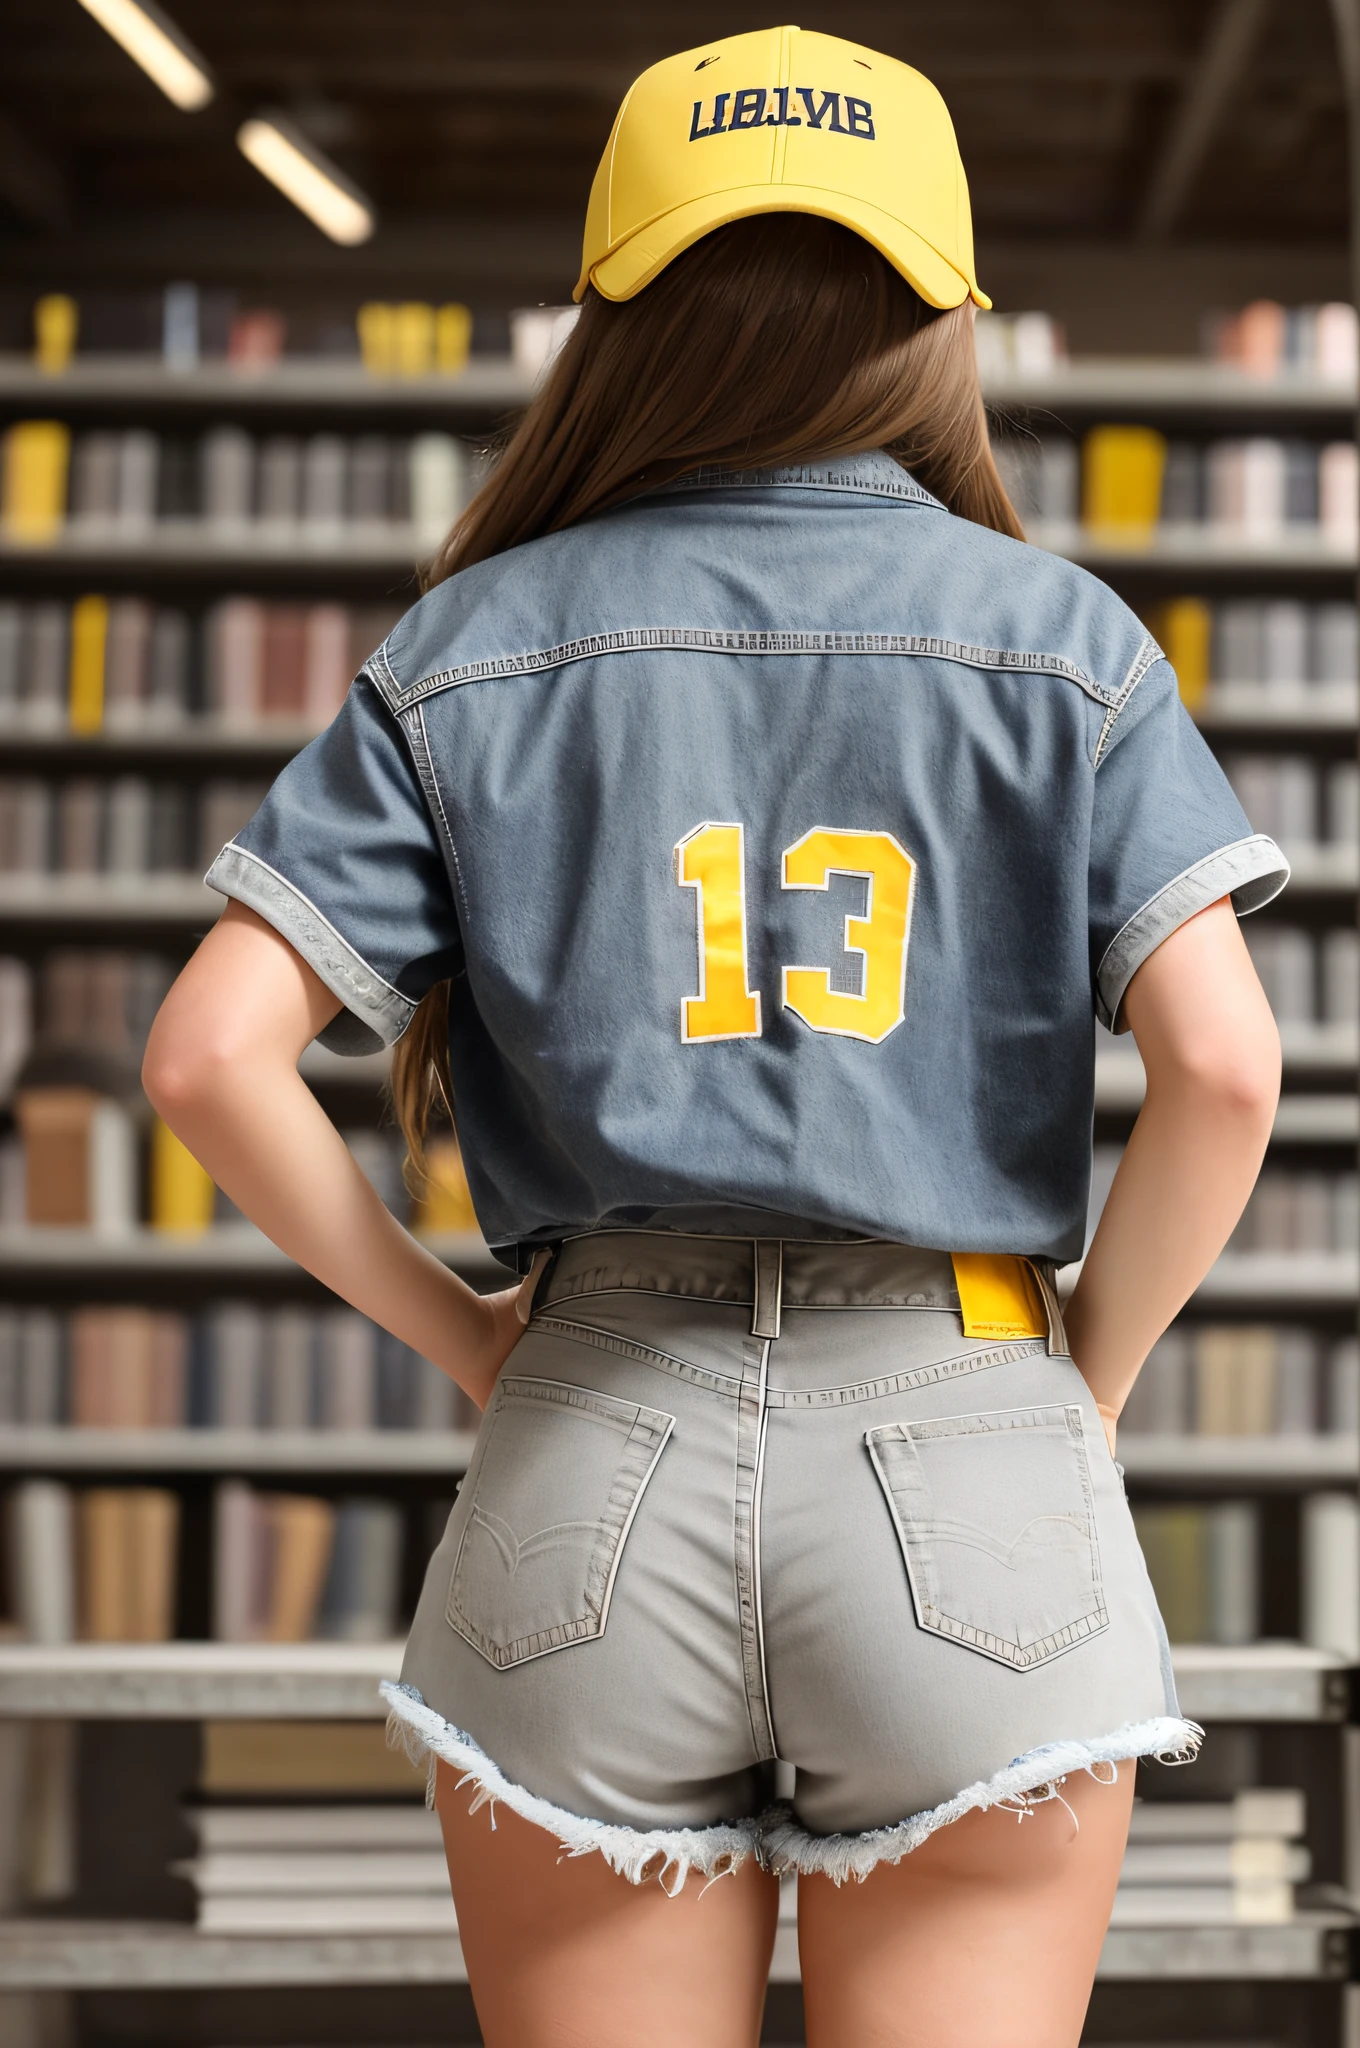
[433,1758,780,2048]
[798,1760,1135,2048]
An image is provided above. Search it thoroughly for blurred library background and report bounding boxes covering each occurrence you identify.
[0,1,1358,2044]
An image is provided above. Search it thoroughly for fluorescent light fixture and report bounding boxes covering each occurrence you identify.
[77,0,214,110]
[237,113,375,246]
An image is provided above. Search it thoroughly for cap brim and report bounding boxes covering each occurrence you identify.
[579,184,991,311]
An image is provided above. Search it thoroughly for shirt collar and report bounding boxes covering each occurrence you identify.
[655,448,942,509]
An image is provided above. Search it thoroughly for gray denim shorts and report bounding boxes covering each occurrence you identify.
[384,1233,1199,1886]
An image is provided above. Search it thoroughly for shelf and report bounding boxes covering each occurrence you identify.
[0,356,534,415]
[1059,1249,1359,1308]
[0,717,327,764]
[984,360,1359,417]
[1028,521,1356,577]
[0,1911,1347,1988]
[0,873,221,927]
[0,520,430,585]
[1,354,1351,421]
[1195,682,1359,733]
[1118,1435,1359,1486]
[0,1225,508,1287]
[0,1425,477,1475]
[0,1425,1349,1486]
[0,1640,1344,1724]
[1094,1053,1358,1139]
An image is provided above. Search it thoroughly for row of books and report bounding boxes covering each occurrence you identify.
[30,289,467,371]
[1222,753,1358,849]
[1205,298,1359,380]
[992,429,1358,543]
[1,1088,474,1238]
[0,596,399,732]
[1242,923,1360,1027]
[0,774,265,879]
[0,951,172,1095]
[1089,1150,1358,1257]
[25,286,571,374]
[0,1303,476,1433]
[1117,1325,1358,1439]
[1134,1492,1358,1654]
[1231,1169,1360,1256]
[0,421,472,545]
[4,1478,413,1643]
[1169,595,1358,693]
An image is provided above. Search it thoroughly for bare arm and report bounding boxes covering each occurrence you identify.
[142,901,523,1409]
[1063,897,1280,1447]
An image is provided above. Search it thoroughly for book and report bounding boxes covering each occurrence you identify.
[1082,425,1166,535]
[303,604,350,724]
[1128,1789,1304,1839]
[409,432,465,546]
[301,434,346,530]
[1319,442,1359,547]
[193,1890,455,1934]
[149,1116,215,1235]
[257,436,302,524]
[33,293,77,374]
[264,1307,315,1429]
[1325,1339,1360,1433]
[316,1310,377,1431]
[22,601,69,730]
[77,1487,179,1640]
[0,601,20,721]
[1301,1490,1359,1658]
[178,1847,449,1893]
[1131,1501,1260,1643]
[317,1497,404,1641]
[200,1720,423,1795]
[348,435,393,521]
[188,1805,437,1850]
[212,1480,260,1641]
[8,1479,75,1641]
[1120,1840,1308,1884]
[70,431,120,521]
[104,776,153,873]
[1194,1327,1275,1434]
[205,1303,266,1428]
[1108,1884,1292,1926]
[1,420,70,543]
[197,778,269,869]
[116,430,158,531]
[200,427,254,524]
[1156,597,1211,708]
[205,598,265,722]
[14,1086,133,1229]
[104,598,152,728]
[1314,603,1358,684]
[263,1493,336,1641]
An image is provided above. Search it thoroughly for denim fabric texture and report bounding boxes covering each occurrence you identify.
[206,452,1287,1263]
[384,1233,1199,1885]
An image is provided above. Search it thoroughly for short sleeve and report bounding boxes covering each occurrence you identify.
[1089,655,1289,1032]
[204,676,462,1054]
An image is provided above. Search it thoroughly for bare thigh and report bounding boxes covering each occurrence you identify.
[798,1761,1136,2048]
[433,1759,780,2048]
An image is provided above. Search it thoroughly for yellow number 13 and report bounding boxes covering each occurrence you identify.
[674,822,916,1047]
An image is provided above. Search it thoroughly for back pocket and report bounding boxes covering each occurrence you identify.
[867,1404,1106,1670]
[446,1375,674,1670]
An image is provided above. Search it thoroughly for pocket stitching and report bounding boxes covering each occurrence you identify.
[867,1403,1108,1671]
[445,1375,675,1669]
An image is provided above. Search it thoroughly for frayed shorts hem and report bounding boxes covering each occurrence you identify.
[381,1680,1202,1891]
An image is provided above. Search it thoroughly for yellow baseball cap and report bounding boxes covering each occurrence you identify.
[574,25,990,311]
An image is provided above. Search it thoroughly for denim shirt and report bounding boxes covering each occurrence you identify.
[207,451,1287,1264]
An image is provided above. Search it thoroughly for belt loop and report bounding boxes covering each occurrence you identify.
[751,1239,783,1340]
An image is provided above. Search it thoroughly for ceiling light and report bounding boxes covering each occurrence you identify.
[77,0,214,111]
[237,113,375,246]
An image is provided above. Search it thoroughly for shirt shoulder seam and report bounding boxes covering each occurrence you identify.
[1093,634,1165,769]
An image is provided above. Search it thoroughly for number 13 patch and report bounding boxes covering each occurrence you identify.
[674,822,916,1046]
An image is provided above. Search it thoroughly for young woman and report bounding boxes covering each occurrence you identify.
[144,28,1286,2048]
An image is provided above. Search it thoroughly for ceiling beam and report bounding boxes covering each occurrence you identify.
[1137,0,1272,240]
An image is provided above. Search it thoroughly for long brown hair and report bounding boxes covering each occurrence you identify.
[390,214,1021,1185]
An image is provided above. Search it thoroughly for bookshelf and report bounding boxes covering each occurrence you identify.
[0,348,1356,2046]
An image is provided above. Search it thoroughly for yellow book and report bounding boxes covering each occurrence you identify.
[394,302,435,376]
[149,1117,216,1235]
[34,294,77,374]
[1155,596,1212,711]
[1,419,70,542]
[202,1720,424,1794]
[436,304,473,375]
[357,301,396,374]
[412,1136,478,1234]
[1082,425,1166,537]
[68,593,108,734]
